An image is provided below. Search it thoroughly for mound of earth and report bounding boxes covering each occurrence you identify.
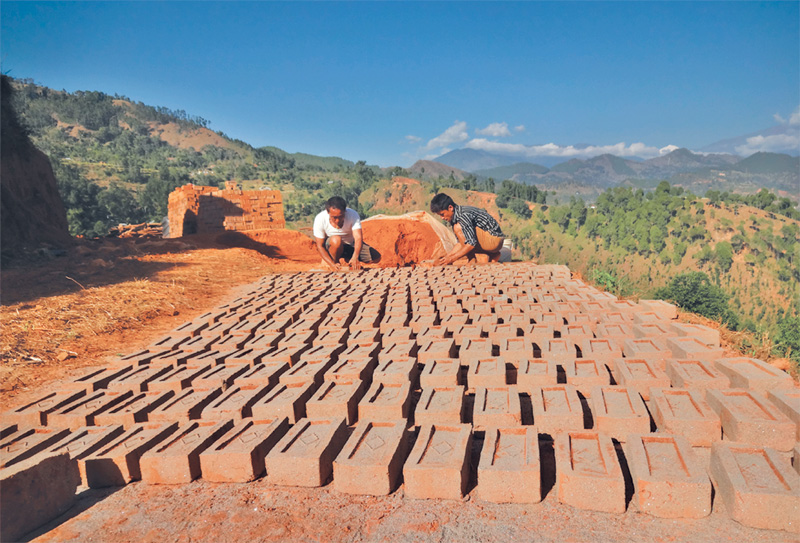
[1,76,70,255]
[215,229,318,262]
[361,211,457,267]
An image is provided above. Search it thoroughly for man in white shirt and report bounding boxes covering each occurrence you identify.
[313,196,380,270]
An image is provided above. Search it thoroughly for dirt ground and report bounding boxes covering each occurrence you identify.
[1,233,796,542]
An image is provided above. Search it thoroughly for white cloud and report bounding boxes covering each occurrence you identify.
[774,105,800,126]
[405,135,422,144]
[425,121,469,150]
[514,125,526,133]
[464,139,674,159]
[735,130,800,155]
[475,122,511,138]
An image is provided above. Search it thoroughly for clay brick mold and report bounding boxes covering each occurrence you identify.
[625,433,711,518]
[649,387,721,447]
[706,389,795,451]
[710,441,800,533]
[306,380,367,425]
[555,431,626,513]
[403,423,473,500]
[414,386,466,426]
[530,385,585,435]
[478,426,541,503]
[199,417,290,482]
[81,422,179,487]
[472,386,522,428]
[714,357,795,392]
[612,358,670,401]
[140,419,234,484]
[590,386,650,441]
[517,359,559,390]
[333,420,409,496]
[264,417,349,487]
[665,359,729,390]
[359,381,412,422]
[250,381,317,423]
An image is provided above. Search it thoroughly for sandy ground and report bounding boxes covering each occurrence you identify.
[2,234,796,543]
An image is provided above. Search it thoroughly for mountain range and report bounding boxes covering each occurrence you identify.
[421,147,799,199]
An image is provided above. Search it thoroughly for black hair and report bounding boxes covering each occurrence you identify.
[325,196,347,212]
[430,193,456,213]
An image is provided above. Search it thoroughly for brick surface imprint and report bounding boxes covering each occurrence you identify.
[8,263,800,536]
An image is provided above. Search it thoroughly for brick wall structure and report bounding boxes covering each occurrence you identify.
[167,182,285,238]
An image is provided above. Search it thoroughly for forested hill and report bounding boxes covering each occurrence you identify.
[7,77,365,236]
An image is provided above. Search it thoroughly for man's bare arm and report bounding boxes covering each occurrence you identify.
[314,237,339,270]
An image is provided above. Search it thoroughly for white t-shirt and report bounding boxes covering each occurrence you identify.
[312,207,362,244]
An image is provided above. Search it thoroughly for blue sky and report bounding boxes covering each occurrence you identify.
[2,1,799,167]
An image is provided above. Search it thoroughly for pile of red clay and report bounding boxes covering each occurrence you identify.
[361,211,456,267]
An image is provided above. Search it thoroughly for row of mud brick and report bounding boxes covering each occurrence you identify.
[2,264,798,540]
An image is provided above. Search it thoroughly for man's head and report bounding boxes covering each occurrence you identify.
[326,196,347,228]
[430,193,456,222]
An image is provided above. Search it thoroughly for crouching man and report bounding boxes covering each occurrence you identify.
[313,196,381,271]
[430,193,505,265]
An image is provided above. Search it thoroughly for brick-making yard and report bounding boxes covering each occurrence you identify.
[2,262,798,542]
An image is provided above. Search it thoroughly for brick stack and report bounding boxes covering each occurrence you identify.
[3,263,799,540]
[166,183,285,238]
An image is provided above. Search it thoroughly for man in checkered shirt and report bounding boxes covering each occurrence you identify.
[430,193,505,265]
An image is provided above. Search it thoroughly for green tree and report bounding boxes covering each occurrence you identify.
[715,241,734,272]
[773,316,800,363]
[654,272,738,328]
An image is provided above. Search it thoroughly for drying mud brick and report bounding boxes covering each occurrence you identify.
[279,359,332,386]
[517,359,558,390]
[637,299,678,320]
[140,420,234,484]
[417,339,457,365]
[106,364,174,393]
[472,386,522,428]
[564,359,609,392]
[200,385,272,421]
[621,338,672,369]
[590,386,650,441]
[59,365,134,394]
[710,441,800,533]
[373,357,419,385]
[795,443,800,477]
[595,323,634,343]
[419,358,461,388]
[530,385,585,435]
[666,337,725,362]
[306,380,367,425]
[478,426,541,504]
[625,434,711,518]
[612,359,670,401]
[714,357,795,392]
[265,417,349,487]
[498,337,533,366]
[333,420,409,496]
[199,418,290,483]
[414,386,466,426]
[250,381,317,423]
[2,390,87,427]
[541,338,575,366]
[378,340,417,364]
[649,388,721,447]
[147,388,222,423]
[147,365,213,393]
[459,338,494,366]
[0,452,80,543]
[35,425,125,486]
[1,427,71,468]
[706,389,795,451]
[766,389,800,440]
[403,424,473,500]
[47,390,133,430]
[191,364,250,391]
[670,322,721,348]
[578,338,622,363]
[268,344,312,367]
[93,390,175,427]
[665,359,730,390]
[467,357,508,388]
[325,357,377,384]
[236,362,288,389]
[633,323,676,340]
[359,381,412,421]
[81,422,179,487]
[453,324,484,345]
[555,430,626,513]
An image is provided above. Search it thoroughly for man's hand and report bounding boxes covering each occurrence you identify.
[434,256,449,266]
[348,257,362,270]
[325,260,341,271]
